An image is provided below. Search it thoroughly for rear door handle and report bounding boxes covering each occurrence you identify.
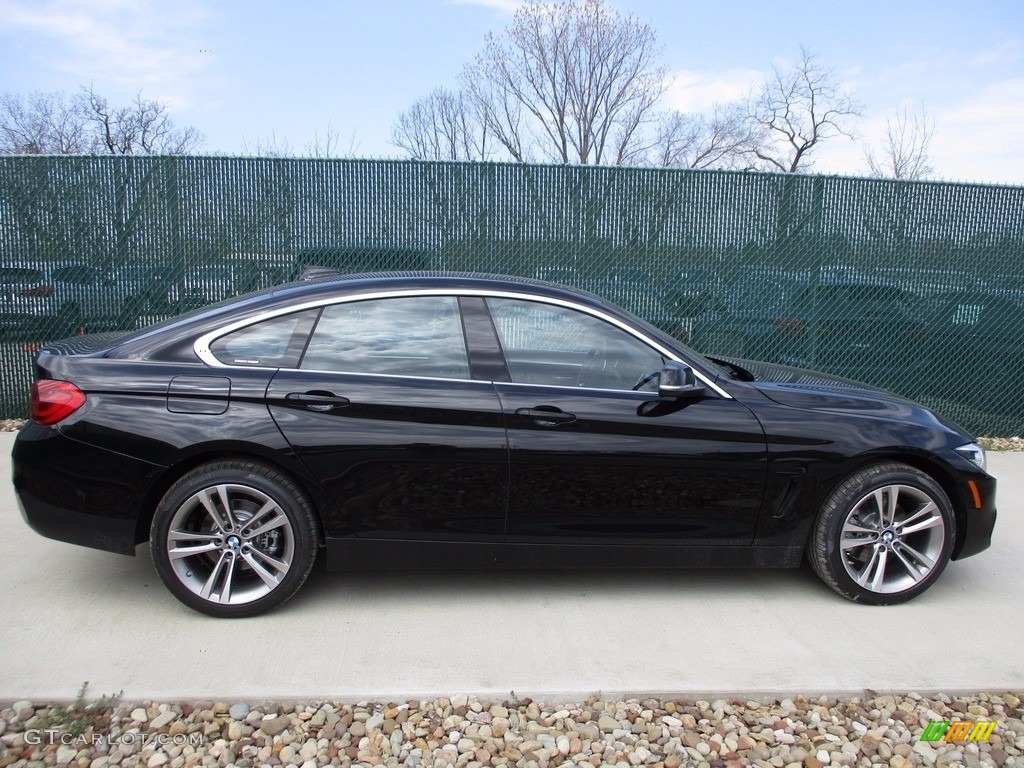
[286,391,351,412]
[515,406,577,427]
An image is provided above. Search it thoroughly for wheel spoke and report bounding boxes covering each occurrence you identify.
[897,541,936,573]
[216,484,236,530]
[243,502,287,540]
[891,546,927,583]
[167,530,220,560]
[197,487,231,532]
[241,549,289,589]
[856,546,889,591]
[841,534,873,551]
[200,551,231,600]
[900,502,942,535]
[873,487,898,528]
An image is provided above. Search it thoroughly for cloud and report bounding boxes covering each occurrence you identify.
[0,0,212,107]
[969,39,1022,68]
[446,0,521,13]
[663,68,761,114]
[930,78,1024,184]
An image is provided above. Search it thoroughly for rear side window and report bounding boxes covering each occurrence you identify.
[300,296,470,379]
[209,309,319,367]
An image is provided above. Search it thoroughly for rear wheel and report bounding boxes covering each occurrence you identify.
[150,460,319,618]
[808,462,955,605]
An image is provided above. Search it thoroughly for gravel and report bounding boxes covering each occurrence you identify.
[0,691,1021,767]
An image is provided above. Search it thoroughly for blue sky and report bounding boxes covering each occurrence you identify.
[1,0,1022,184]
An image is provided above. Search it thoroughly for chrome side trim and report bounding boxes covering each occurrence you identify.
[192,287,733,399]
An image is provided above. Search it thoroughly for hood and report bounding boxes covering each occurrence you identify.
[711,355,925,414]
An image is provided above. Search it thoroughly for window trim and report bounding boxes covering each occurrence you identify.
[192,288,732,399]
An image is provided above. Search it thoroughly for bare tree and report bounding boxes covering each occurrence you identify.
[864,106,937,180]
[459,0,667,165]
[747,46,862,173]
[0,91,90,154]
[391,88,492,161]
[652,103,761,170]
[79,86,203,155]
[0,87,203,155]
[240,131,294,157]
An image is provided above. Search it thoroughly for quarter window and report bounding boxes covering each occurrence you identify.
[209,309,318,367]
[487,298,664,390]
[301,296,470,379]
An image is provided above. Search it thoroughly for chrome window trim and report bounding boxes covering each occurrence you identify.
[192,287,732,399]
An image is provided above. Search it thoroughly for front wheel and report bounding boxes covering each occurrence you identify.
[151,460,319,618]
[808,462,955,605]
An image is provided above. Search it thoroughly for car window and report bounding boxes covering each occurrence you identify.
[300,296,470,379]
[486,297,664,391]
[209,309,319,367]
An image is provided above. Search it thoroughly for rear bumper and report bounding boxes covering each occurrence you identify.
[12,423,163,555]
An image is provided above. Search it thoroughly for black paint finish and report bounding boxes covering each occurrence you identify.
[11,273,996,574]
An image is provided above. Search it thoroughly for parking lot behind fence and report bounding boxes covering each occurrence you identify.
[1,156,1022,434]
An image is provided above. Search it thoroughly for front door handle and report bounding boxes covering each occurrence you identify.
[286,391,351,412]
[515,406,577,427]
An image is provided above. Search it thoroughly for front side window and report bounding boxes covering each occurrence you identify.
[301,296,470,379]
[487,297,664,391]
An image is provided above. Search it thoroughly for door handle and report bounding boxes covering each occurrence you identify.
[515,406,577,427]
[286,391,351,412]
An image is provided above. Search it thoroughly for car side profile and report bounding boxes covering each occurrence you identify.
[12,273,996,617]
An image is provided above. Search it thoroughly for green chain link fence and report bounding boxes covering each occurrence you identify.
[2,156,1022,434]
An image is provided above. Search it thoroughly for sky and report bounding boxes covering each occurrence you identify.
[1,0,1022,185]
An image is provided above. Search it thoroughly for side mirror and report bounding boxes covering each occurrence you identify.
[658,361,706,399]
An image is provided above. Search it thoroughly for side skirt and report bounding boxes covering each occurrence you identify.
[324,538,804,571]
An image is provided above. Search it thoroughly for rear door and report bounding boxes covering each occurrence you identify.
[264,294,509,541]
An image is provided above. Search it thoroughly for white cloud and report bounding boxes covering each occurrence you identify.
[663,67,761,113]
[969,39,1022,68]
[930,78,1024,184]
[0,0,212,108]
[446,0,521,13]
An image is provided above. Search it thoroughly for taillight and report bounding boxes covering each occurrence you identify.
[19,283,54,297]
[30,380,86,426]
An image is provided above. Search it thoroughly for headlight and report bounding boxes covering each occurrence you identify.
[955,442,987,472]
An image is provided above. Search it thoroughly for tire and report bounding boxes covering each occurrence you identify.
[808,462,955,605]
[150,460,319,618]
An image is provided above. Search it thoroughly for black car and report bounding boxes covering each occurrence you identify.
[12,273,995,617]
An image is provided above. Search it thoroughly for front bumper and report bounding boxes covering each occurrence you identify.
[952,470,997,560]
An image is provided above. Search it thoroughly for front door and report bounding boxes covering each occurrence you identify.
[485,296,767,546]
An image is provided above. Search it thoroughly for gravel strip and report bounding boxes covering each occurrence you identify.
[0,692,1021,768]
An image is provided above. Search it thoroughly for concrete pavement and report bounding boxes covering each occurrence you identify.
[1,431,1021,702]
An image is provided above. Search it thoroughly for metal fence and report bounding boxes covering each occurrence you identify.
[1,156,1023,435]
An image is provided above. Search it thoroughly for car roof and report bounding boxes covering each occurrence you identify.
[103,271,625,358]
